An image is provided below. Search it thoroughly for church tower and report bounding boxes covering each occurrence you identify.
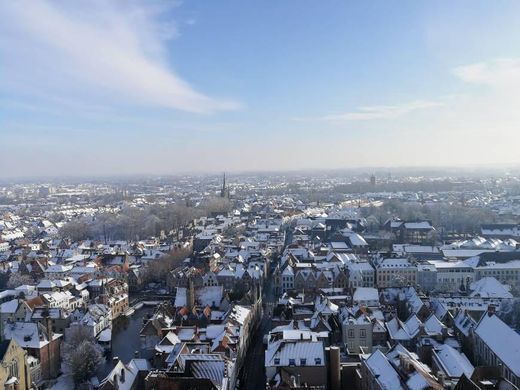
[220,172,227,198]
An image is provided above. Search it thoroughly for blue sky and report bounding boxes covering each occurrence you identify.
[2,0,520,177]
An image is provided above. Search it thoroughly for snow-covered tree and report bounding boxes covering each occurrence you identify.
[499,299,520,330]
[7,273,34,288]
[62,326,103,386]
[59,220,91,241]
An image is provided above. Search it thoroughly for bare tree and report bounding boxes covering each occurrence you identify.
[7,273,34,288]
[142,247,193,284]
[62,326,103,386]
[201,197,232,215]
[59,220,91,241]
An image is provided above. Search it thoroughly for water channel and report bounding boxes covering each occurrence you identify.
[96,305,157,379]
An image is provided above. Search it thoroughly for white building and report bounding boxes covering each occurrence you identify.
[347,262,375,288]
[265,330,326,387]
[429,260,474,292]
[376,258,417,288]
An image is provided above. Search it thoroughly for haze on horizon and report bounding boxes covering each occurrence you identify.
[2,0,520,177]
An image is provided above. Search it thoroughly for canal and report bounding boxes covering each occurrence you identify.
[96,306,157,379]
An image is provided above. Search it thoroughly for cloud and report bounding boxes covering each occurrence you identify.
[0,1,239,114]
[453,58,520,88]
[320,100,443,122]
[308,58,520,126]
[407,58,520,154]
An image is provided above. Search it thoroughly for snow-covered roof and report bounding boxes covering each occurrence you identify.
[423,314,446,336]
[475,313,520,376]
[196,286,223,307]
[329,241,349,250]
[45,264,72,273]
[406,371,430,390]
[281,266,294,276]
[386,315,422,341]
[97,327,112,342]
[99,358,151,390]
[191,359,227,387]
[403,221,433,230]
[174,287,187,307]
[346,261,374,273]
[229,305,251,325]
[453,311,475,337]
[155,332,182,354]
[469,277,513,299]
[353,287,379,304]
[364,350,403,390]
[345,233,368,247]
[379,258,414,268]
[4,321,60,349]
[265,339,325,368]
[0,299,19,314]
[432,344,474,378]
[205,325,226,340]
[37,280,56,289]
[393,244,440,254]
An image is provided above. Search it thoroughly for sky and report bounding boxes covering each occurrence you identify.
[2,0,520,177]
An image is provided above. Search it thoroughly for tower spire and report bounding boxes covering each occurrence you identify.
[221,172,226,198]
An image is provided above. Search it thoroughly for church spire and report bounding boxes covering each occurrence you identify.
[221,172,227,198]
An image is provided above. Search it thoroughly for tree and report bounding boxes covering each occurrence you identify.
[7,273,34,288]
[142,247,193,284]
[62,326,103,386]
[0,273,9,290]
[59,220,91,241]
[228,279,248,301]
[499,299,520,330]
[222,223,246,238]
[25,225,41,239]
[201,197,232,215]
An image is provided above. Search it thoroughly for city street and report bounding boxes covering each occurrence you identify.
[239,278,275,390]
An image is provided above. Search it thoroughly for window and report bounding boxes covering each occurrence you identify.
[348,329,354,338]
[289,358,295,366]
[274,358,280,365]
[315,357,322,365]
[360,329,366,338]
[9,359,18,379]
[300,358,306,366]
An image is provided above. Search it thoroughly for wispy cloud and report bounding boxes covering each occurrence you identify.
[0,1,239,114]
[323,100,442,121]
[317,100,443,122]
[299,59,520,126]
[453,58,520,88]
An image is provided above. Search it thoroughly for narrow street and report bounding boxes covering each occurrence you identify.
[239,277,276,390]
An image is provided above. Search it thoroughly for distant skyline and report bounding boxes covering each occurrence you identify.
[2,1,520,177]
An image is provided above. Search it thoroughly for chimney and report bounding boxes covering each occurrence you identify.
[187,278,195,310]
[45,312,53,342]
[400,354,412,372]
[329,346,341,390]
[114,374,119,390]
[487,304,496,316]
[437,371,445,387]
[418,322,425,336]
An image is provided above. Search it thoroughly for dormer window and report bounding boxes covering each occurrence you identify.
[300,358,306,366]
[315,358,322,365]
[289,358,295,366]
[274,358,280,365]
